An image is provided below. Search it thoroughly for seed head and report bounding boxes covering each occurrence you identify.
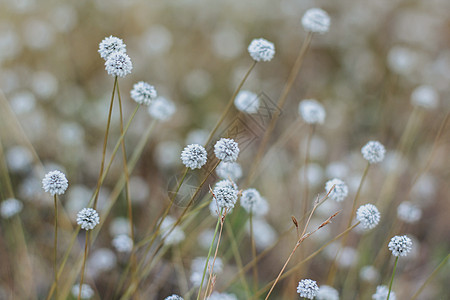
[42,170,68,195]
[325,178,348,202]
[299,99,326,124]
[297,279,319,299]
[372,285,396,300]
[214,138,239,162]
[302,8,330,34]
[130,81,157,106]
[76,208,100,230]
[388,235,412,257]
[356,204,380,230]
[181,144,208,169]
[234,90,259,114]
[247,38,275,62]
[148,96,176,121]
[105,52,132,78]
[98,35,126,60]
[361,141,385,164]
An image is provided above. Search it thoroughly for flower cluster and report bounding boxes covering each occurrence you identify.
[213,180,239,210]
[130,81,157,106]
[216,161,243,181]
[240,188,268,216]
[297,279,319,299]
[71,283,94,299]
[361,141,386,164]
[1,198,23,219]
[148,96,176,121]
[76,208,100,230]
[234,90,260,114]
[247,38,275,62]
[325,178,348,202]
[181,144,208,169]
[164,295,184,300]
[99,35,132,77]
[388,235,413,257]
[302,8,331,34]
[356,204,380,230]
[42,170,68,196]
[317,285,339,300]
[214,138,239,162]
[372,285,396,300]
[299,99,326,124]
[98,36,126,60]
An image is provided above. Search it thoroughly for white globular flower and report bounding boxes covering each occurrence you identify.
[42,170,69,195]
[160,216,185,245]
[247,38,275,62]
[98,35,126,60]
[317,285,339,300]
[302,8,331,34]
[181,144,208,169]
[325,178,348,202]
[356,204,380,230]
[240,188,263,214]
[216,161,243,181]
[372,285,396,300]
[112,234,133,253]
[214,138,239,162]
[130,81,157,106]
[297,279,319,299]
[148,96,176,121]
[234,90,260,113]
[71,283,94,299]
[76,208,100,230]
[361,141,386,164]
[360,265,379,283]
[299,99,326,124]
[207,292,238,300]
[213,179,239,210]
[410,85,439,110]
[397,201,422,223]
[1,198,23,219]
[105,52,133,78]
[164,295,184,300]
[388,235,413,257]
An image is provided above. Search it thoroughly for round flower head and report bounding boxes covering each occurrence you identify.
[71,283,94,299]
[388,235,412,257]
[299,99,326,124]
[360,265,379,283]
[112,234,133,253]
[98,35,126,60]
[148,96,176,121]
[1,198,23,219]
[160,216,185,245]
[164,295,184,300]
[181,144,208,169]
[302,8,330,34]
[42,170,68,195]
[361,141,385,164]
[317,285,339,300]
[130,81,157,106]
[397,201,422,223]
[234,90,260,114]
[356,204,380,230]
[240,188,262,213]
[76,208,100,230]
[216,161,243,181]
[297,279,319,299]
[213,179,239,210]
[214,138,239,162]
[247,38,275,62]
[372,285,396,300]
[410,85,439,110]
[105,52,132,78]
[325,178,348,202]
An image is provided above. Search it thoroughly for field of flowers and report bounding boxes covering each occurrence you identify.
[0,0,449,299]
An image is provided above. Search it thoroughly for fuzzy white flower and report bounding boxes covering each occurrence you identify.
[209,197,233,217]
[216,161,243,181]
[105,52,132,78]
[98,35,126,60]
[164,295,184,300]
[247,218,277,250]
[160,215,185,245]
[299,99,326,124]
[297,279,319,299]
[361,141,385,164]
[1,198,23,218]
[112,234,133,253]
[317,285,339,300]
[130,81,157,106]
[240,188,265,214]
[356,204,380,230]
[181,144,208,169]
[325,178,348,202]
[42,170,68,195]
[207,292,238,300]
[410,85,439,110]
[234,90,260,113]
[372,285,396,300]
[302,8,330,34]
[214,138,239,162]
[148,96,176,121]
[388,235,412,257]
[247,38,275,62]
[76,208,100,230]
[213,179,239,210]
[360,265,379,283]
[397,201,422,223]
[71,283,94,299]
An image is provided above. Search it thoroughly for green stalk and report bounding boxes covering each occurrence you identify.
[53,194,58,299]
[411,253,449,300]
[387,256,399,300]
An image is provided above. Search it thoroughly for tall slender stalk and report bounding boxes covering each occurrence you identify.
[78,233,90,300]
[387,257,399,300]
[411,253,449,300]
[249,211,258,292]
[93,76,117,209]
[53,195,58,299]
[301,124,315,224]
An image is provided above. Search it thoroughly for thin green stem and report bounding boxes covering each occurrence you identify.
[249,211,258,292]
[411,253,449,300]
[53,195,58,299]
[93,76,117,209]
[78,232,90,300]
[387,256,399,300]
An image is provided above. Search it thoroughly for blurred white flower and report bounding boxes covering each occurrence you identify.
[216,161,243,181]
[1,198,23,219]
[361,141,385,164]
[214,138,239,162]
[411,85,439,110]
[148,96,176,121]
[105,52,132,77]
[247,38,275,62]
[372,285,396,300]
[130,81,157,106]
[302,8,330,34]
[98,35,126,60]
[112,234,133,253]
[325,178,348,202]
[247,218,277,250]
[299,99,326,124]
[397,201,422,223]
[234,90,260,113]
[317,285,339,300]
[71,283,94,299]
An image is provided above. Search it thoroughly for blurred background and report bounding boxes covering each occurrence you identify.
[0,0,449,299]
